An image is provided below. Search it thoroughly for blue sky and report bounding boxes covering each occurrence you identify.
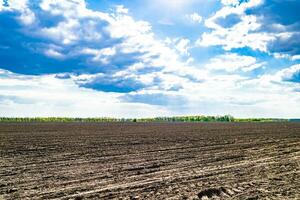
[0,0,300,118]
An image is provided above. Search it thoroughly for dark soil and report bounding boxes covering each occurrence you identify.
[0,122,299,199]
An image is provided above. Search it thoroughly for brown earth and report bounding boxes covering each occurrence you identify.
[0,122,299,200]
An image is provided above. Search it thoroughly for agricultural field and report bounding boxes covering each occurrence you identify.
[0,122,299,200]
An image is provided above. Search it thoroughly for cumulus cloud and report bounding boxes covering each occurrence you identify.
[197,0,300,57]
[276,64,300,83]
[115,5,128,14]
[1,63,300,118]
[0,0,300,117]
[0,69,171,117]
[197,0,275,52]
[291,55,300,61]
[80,47,116,64]
[273,53,300,61]
[220,0,240,6]
[268,32,300,56]
[205,53,264,72]
[44,49,65,59]
[249,1,300,57]
[0,0,202,93]
[74,72,146,93]
[0,0,35,25]
[174,38,191,55]
[186,12,202,24]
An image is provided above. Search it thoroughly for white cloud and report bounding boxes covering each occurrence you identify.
[40,0,90,18]
[19,7,35,25]
[81,47,116,64]
[0,0,28,11]
[40,17,105,45]
[108,15,152,39]
[14,0,200,84]
[273,53,300,61]
[273,53,290,60]
[242,62,265,72]
[205,53,264,72]
[291,55,300,61]
[0,70,171,118]
[186,12,202,23]
[179,71,300,118]
[1,63,300,118]
[198,14,275,52]
[38,0,111,45]
[114,61,300,118]
[221,0,240,6]
[4,0,202,80]
[29,0,204,91]
[175,38,190,55]
[1,0,300,118]
[0,0,36,25]
[44,49,65,59]
[41,19,80,45]
[275,64,300,82]
[115,5,129,14]
[197,0,276,52]
[205,0,263,29]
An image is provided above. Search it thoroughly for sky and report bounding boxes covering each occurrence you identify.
[0,0,299,118]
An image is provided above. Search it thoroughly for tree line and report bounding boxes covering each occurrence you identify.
[0,115,289,123]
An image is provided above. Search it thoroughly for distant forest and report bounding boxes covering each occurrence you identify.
[0,116,290,123]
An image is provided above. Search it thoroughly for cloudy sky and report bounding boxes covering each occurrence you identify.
[0,0,299,118]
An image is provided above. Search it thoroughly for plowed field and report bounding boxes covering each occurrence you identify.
[0,123,299,199]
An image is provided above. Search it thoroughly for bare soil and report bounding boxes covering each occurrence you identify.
[0,122,299,199]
